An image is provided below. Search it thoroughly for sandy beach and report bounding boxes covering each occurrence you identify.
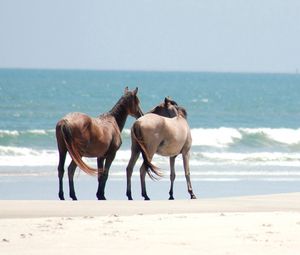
[0,193,300,255]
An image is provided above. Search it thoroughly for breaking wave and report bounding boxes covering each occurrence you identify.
[191,127,300,149]
[1,127,300,181]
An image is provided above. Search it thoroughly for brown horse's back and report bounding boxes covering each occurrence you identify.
[57,112,121,158]
[56,113,92,153]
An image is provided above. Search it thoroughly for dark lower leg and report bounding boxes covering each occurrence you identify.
[68,160,77,200]
[126,143,140,200]
[58,153,66,200]
[183,152,196,199]
[97,172,108,200]
[140,164,150,200]
[126,168,133,200]
[58,168,65,200]
[169,156,176,200]
[96,154,114,200]
[185,174,197,199]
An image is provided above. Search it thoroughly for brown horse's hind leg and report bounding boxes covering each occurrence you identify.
[169,156,177,200]
[182,151,196,199]
[56,125,67,200]
[58,150,66,200]
[68,160,77,200]
[126,142,140,200]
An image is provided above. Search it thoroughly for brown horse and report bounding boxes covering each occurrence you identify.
[126,99,196,200]
[56,87,143,200]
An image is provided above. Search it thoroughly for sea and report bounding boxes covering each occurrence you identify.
[1,69,300,200]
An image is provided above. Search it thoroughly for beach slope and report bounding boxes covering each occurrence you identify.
[1,193,300,255]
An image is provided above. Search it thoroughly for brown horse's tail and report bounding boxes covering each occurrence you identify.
[131,122,163,180]
[59,120,98,176]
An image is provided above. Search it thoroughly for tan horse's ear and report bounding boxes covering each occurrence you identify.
[164,97,171,105]
[124,86,129,94]
[133,87,138,95]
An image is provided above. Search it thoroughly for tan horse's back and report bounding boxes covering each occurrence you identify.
[134,113,191,157]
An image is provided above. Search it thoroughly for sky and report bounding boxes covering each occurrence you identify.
[0,0,300,73]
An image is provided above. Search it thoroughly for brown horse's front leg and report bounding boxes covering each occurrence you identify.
[68,160,78,200]
[96,151,116,200]
[96,157,105,200]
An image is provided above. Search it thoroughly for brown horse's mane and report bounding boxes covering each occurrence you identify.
[99,92,140,130]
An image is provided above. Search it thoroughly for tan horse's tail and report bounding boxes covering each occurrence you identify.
[60,120,98,176]
[131,123,163,180]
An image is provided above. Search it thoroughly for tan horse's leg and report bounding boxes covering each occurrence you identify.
[68,160,77,200]
[182,151,196,199]
[126,143,140,200]
[169,156,177,200]
[140,162,150,200]
[140,147,157,200]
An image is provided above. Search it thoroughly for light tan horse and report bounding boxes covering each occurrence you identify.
[126,101,196,200]
[56,87,143,200]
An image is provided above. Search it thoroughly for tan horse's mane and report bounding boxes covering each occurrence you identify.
[177,106,187,119]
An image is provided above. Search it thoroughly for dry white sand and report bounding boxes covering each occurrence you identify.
[1,193,300,255]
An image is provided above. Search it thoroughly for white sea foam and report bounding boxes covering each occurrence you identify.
[0,129,54,137]
[190,127,300,147]
[191,128,242,147]
[240,128,300,145]
[0,130,20,137]
[1,146,300,167]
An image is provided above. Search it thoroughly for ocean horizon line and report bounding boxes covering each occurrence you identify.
[0,67,299,76]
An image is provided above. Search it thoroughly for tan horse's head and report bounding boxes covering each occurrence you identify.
[124,87,144,119]
[149,97,179,117]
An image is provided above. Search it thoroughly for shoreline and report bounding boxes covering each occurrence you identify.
[1,193,300,255]
[1,193,300,219]
[1,172,300,200]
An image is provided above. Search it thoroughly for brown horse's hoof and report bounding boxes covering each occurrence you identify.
[58,193,65,200]
[191,195,197,199]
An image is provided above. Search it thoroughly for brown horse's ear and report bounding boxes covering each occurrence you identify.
[133,87,138,95]
[124,86,129,94]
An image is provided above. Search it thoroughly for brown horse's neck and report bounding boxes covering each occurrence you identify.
[108,98,129,131]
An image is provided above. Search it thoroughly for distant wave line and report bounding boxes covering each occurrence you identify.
[1,127,300,148]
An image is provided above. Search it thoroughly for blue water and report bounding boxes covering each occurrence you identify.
[1,69,300,130]
[1,69,300,199]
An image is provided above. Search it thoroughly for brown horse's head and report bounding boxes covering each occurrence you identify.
[124,87,144,118]
[149,97,179,117]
